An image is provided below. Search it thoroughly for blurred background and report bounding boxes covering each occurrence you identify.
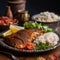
[0,0,60,17]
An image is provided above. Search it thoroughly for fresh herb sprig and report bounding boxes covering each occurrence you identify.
[24,22,54,32]
[34,42,53,50]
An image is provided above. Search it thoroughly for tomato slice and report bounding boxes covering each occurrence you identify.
[25,42,34,50]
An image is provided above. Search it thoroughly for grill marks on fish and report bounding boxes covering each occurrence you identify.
[4,29,45,47]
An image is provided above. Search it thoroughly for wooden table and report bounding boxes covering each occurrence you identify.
[0,45,60,60]
[19,46,60,60]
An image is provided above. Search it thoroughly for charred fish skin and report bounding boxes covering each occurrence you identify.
[4,29,45,47]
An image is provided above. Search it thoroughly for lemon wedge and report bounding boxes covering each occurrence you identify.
[3,25,24,37]
[10,25,20,33]
[3,30,12,37]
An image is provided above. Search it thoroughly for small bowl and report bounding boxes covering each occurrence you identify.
[32,12,60,29]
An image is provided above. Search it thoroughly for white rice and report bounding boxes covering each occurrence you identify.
[34,32,59,46]
[32,11,60,22]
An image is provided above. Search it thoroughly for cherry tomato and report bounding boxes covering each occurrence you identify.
[25,42,34,50]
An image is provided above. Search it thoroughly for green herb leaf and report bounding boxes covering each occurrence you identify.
[34,42,53,50]
[24,22,54,32]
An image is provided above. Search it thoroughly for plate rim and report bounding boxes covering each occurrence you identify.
[0,38,60,53]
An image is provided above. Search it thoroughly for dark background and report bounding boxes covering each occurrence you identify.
[0,0,60,16]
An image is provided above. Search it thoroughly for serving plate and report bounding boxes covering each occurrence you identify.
[0,24,60,55]
[0,35,60,54]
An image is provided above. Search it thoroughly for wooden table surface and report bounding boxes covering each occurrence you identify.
[0,42,60,60]
[19,46,60,60]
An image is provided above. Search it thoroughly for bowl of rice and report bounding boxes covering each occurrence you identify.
[32,11,60,29]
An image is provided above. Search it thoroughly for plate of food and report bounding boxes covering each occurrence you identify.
[32,11,60,28]
[0,22,60,54]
